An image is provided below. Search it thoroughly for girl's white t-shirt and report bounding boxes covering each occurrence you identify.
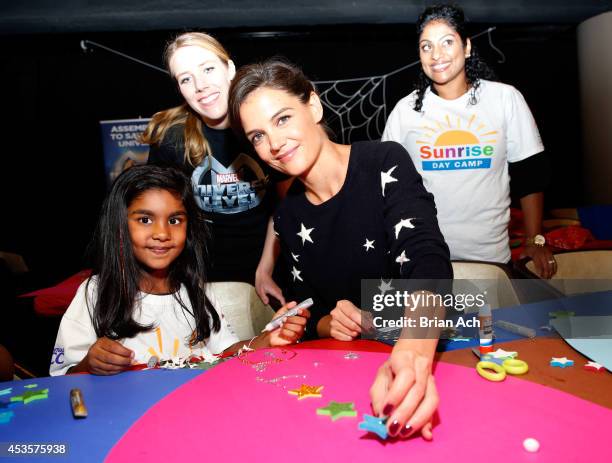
[49,278,239,375]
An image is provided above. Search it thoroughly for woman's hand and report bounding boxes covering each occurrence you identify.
[74,337,134,375]
[369,340,439,440]
[521,245,556,279]
[329,300,362,341]
[268,302,310,346]
[255,268,286,306]
[255,217,285,306]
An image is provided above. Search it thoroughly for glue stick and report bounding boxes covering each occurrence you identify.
[478,304,493,355]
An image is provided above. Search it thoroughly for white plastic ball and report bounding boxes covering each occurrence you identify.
[523,438,540,453]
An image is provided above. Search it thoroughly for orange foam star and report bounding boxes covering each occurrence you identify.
[288,384,323,400]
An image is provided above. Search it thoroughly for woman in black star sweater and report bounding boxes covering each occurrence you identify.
[229,59,452,440]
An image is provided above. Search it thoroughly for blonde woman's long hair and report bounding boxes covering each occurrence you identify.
[141,32,232,167]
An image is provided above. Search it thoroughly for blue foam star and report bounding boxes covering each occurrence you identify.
[550,357,574,368]
[358,414,388,439]
[0,410,15,424]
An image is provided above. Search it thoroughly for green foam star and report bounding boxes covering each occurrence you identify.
[10,388,49,405]
[24,384,38,389]
[316,401,357,421]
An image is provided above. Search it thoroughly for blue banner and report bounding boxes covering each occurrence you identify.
[100,118,151,185]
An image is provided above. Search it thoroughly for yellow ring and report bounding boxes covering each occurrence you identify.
[476,361,507,382]
[502,358,529,375]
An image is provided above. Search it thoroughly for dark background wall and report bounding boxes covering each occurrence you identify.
[1,0,609,285]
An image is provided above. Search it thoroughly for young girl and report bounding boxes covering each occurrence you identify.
[142,32,288,303]
[229,60,452,440]
[50,165,308,376]
[382,4,556,277]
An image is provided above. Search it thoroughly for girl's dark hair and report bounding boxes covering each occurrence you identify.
[413,4,496,112]
[87,164,220,344]
[228,58,316,136]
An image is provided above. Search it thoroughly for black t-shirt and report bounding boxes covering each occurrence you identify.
[148,124,278,283]
[274,141,452,338]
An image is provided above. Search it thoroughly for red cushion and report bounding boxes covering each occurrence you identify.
[21,270,91,316]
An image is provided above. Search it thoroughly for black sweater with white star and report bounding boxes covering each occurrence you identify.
[274,140,452,339]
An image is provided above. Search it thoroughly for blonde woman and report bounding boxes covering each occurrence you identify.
[143,33,288,297]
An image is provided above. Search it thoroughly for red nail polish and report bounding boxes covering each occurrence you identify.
[388,420,400,437]
[400,423,412,437]
[382,404,394,416]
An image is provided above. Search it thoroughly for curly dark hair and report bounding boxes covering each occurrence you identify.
[413,4,496,112]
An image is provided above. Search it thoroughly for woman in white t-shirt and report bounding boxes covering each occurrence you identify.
[383,4,556,278]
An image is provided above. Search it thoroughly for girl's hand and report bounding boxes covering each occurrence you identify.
[81,337,134,375]
[255,269,286,306]
[329,300,362,341]
[370,344,439,440]
[268,302,310,346]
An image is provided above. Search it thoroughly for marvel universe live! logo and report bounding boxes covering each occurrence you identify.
[417,115,498,171]
[192,153,268,214]
[195,178,266,213]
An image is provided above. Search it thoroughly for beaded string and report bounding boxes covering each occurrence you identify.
[236,337,297,372]
[255,374,308,389]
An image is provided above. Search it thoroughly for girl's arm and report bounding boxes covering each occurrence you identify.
[50,279,135,376]
[49,281,98,376]
[222,302,310,354]
[255,217,285,305]
[69,337,134,375]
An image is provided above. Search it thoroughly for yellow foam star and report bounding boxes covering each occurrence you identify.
[288,384,323,400]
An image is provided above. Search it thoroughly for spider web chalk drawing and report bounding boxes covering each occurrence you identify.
[312,27,498,144]
[315,76,387,144]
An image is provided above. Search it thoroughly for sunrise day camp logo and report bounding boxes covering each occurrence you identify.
[417,114,498,171]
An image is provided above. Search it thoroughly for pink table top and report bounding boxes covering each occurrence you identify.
[107,346,612,462]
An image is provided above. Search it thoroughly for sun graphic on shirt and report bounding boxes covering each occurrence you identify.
[146,327,182,359]
[416,114,498,146]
